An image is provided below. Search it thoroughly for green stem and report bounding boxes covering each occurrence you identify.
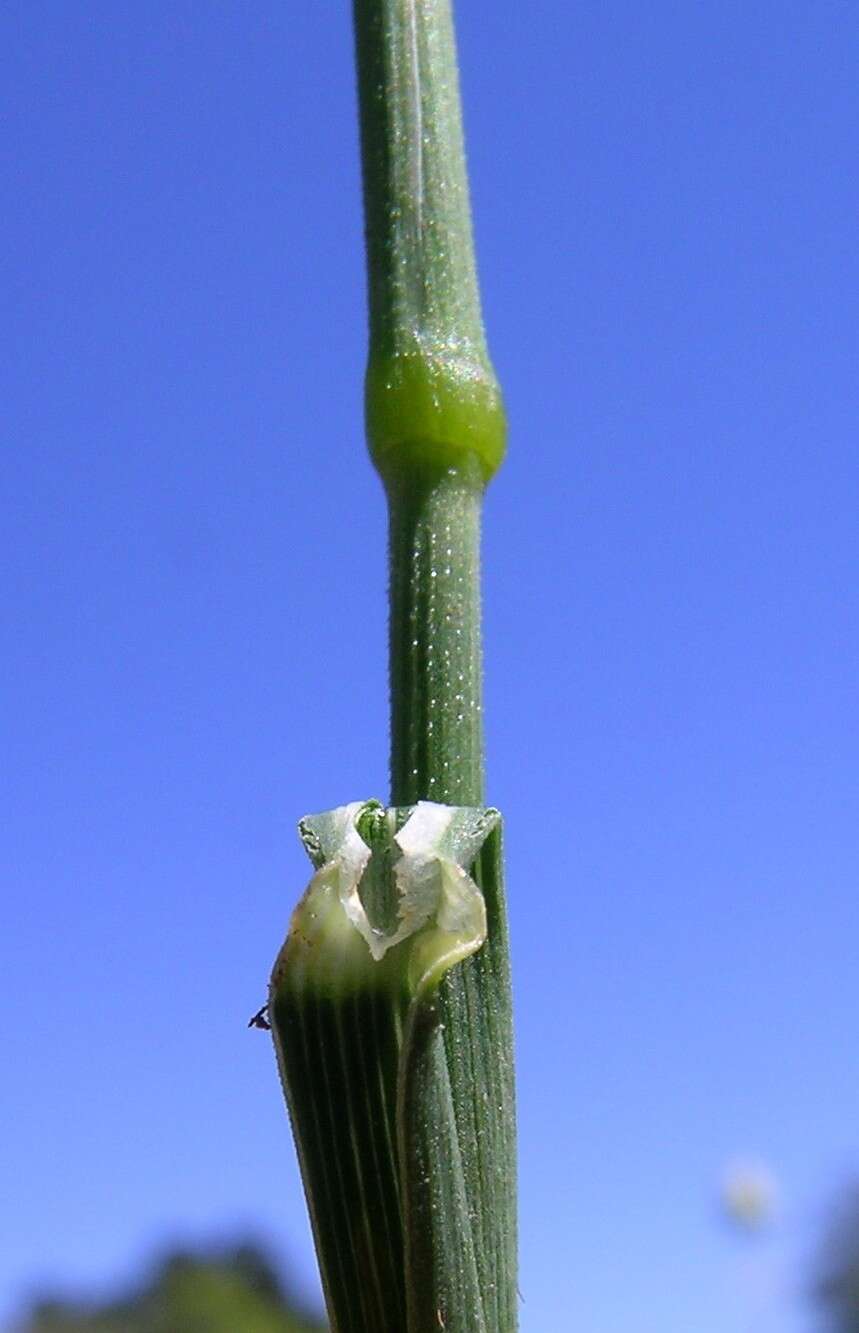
[388,455,485,807]
[270,7,516,1333]
[353,0,506,486]
[353,0,504,798]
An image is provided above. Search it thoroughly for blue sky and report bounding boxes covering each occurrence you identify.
[3,3,858,1330]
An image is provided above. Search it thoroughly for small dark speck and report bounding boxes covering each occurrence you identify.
[248,1004,271,1031]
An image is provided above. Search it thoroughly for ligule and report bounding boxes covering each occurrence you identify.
[269,802,513,1333]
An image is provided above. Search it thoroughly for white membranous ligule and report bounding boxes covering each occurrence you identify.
[272,800,497,1001]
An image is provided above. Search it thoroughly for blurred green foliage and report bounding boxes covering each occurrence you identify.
[816,1184,859,1332]
[16,1243,326,1333]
